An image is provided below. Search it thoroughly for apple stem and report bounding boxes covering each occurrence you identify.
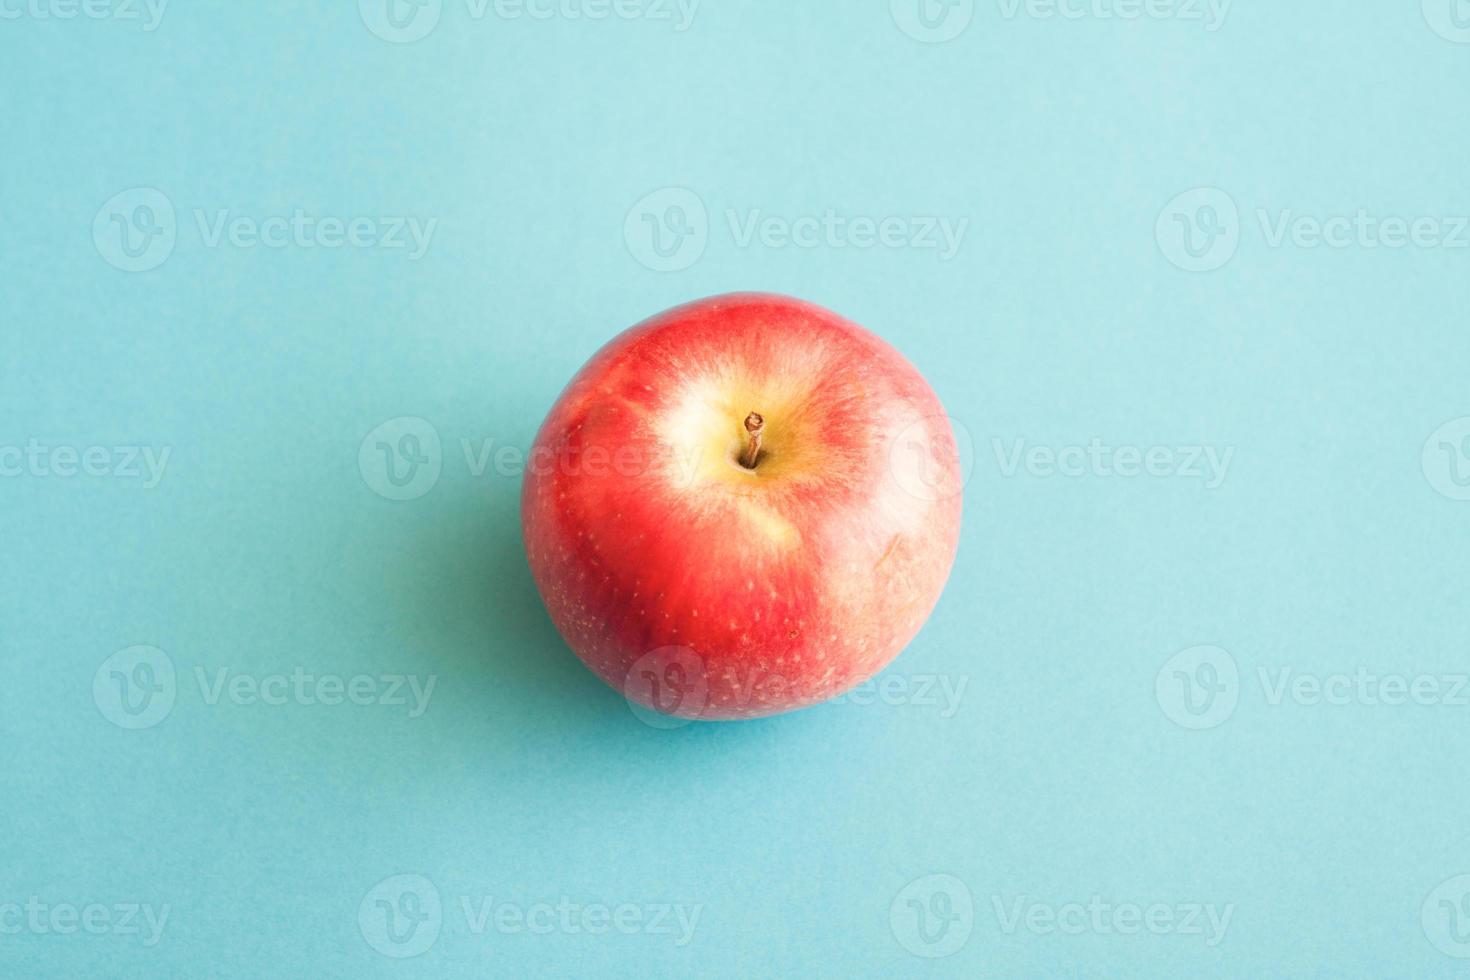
[740,412,764,469]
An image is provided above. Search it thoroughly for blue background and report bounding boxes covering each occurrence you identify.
[3,1,1469,976]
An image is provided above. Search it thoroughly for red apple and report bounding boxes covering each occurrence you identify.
[521,293,963,721]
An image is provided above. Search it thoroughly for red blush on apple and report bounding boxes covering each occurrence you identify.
[521,293,963,721]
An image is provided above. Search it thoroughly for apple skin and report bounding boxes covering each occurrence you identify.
[521,293,963,720]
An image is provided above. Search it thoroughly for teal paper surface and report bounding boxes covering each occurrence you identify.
[3,2,1468,975]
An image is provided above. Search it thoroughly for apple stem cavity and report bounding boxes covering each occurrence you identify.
[740,412,765,469]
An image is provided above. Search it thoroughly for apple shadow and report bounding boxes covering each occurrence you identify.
[326,469,834,755]
[399,480,638,733]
